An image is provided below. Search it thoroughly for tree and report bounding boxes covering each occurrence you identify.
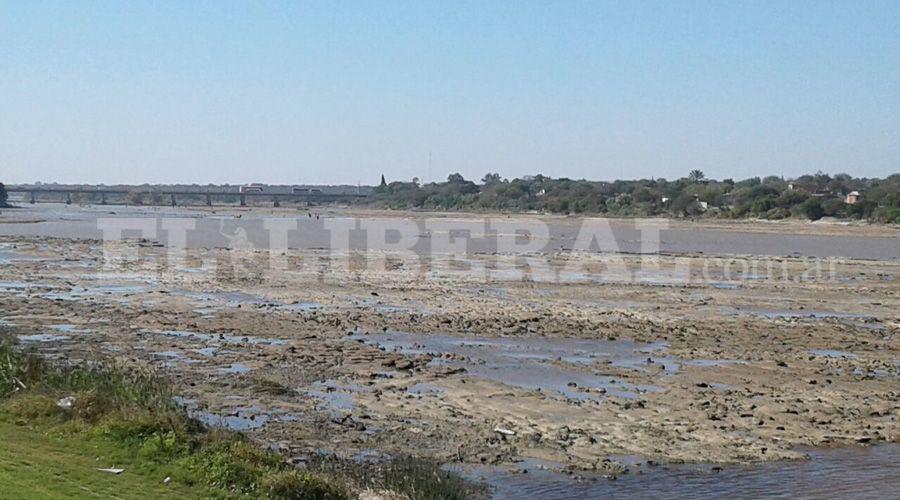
[794,198,824,221]
[481,173,502,185]
[688,170,706,183]
[125,190,145,205]
[821,198,847,217]
[379,175,387,187]
[447,173,466,184]
[0,182,8,207]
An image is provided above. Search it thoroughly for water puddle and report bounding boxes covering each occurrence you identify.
[219,363,252,374]
[407,382,445,395]
[195,407,270,431]
[349,332,666,401]
[174,289,324,314]
[193,347,220,357]
[40,284,147,301]
[280,301,325,312]
[48,324,91,334]
[172,397,297,432]
[729,307,875,321]
[18,333,69,343]
[0,249,55,264]
[808,349,857,359]
[451,445,900,499]
[151,329,286,346]
[306,380,363,414]
[0,281,54,294]
[152,351,183,359]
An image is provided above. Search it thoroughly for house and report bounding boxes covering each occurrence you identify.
[845,191,861,205]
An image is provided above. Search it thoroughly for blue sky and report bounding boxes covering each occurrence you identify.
[1,1,898,185]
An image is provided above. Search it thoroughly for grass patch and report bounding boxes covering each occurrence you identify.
[0,333,483,499]
[309,455,484,500]
[0,336,349,498]
[0,417,198,499]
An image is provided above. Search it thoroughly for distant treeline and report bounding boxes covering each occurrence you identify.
[371,171,900,223]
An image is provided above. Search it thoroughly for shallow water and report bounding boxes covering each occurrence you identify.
[306,380,364,414]
[194,408,270,431]
[151,329,287,346]
[350,331,669,400]
[18,333,69,343]
[174,289,324,314]
[40,284,147,301]
[3,203,899,260]
[808,349,857,359]
[453,445,900,499]
[728,306,875,321]
[219,363,252,374]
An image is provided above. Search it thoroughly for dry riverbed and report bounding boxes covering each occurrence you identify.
[0,210,898,485]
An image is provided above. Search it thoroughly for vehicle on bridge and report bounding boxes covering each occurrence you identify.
[239,183,265,193]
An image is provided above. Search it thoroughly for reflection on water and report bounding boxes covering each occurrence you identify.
[453,445,900,499]
[350,331,668,401]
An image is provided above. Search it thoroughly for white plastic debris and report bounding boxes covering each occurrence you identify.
[494,427,516,436]
[97,468,125,475]
[57,396,75,410]
[163,476,172,484]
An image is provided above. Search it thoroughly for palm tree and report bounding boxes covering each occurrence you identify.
[689,170,706,183]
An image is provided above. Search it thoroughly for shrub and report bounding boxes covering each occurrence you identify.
[173,439,282,493]
[821,198,847,217]
[793,198,825,220]
[1,394,59,419]
[262,470,348,500]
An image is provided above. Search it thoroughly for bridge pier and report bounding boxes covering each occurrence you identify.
[170,193,176,207]
[239,195,246,207]
[100,193,107,205]
[66,193,72,205]
[206,194,212,206]
[29,192,35,204]
[273,196,280,208]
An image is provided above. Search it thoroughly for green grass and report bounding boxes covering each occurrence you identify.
[0,333,482,499]
[310,455,481,500]
[0,417,197,498]
[0,337,349,499]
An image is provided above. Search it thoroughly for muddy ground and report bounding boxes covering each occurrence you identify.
[0,207,897,478]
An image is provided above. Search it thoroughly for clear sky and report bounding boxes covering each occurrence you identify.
[1,1,898,185]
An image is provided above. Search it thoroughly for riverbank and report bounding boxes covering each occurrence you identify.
[0,338,479,499]
[0,204,897,496]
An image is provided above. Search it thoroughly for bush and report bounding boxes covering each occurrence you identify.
[793,198,825,220]
[173,439,283,493]
[874,206,900,224]
[262,470,348,500]
[751,195,776,214]
[821,198,847,217]
[765,207,790,220]
[1,394,59,419]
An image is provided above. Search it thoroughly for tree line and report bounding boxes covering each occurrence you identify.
[371,171,900,223]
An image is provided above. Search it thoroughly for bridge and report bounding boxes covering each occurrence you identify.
[4,186,368,207]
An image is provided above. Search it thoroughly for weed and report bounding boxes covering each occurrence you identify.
[261,470,348,500]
